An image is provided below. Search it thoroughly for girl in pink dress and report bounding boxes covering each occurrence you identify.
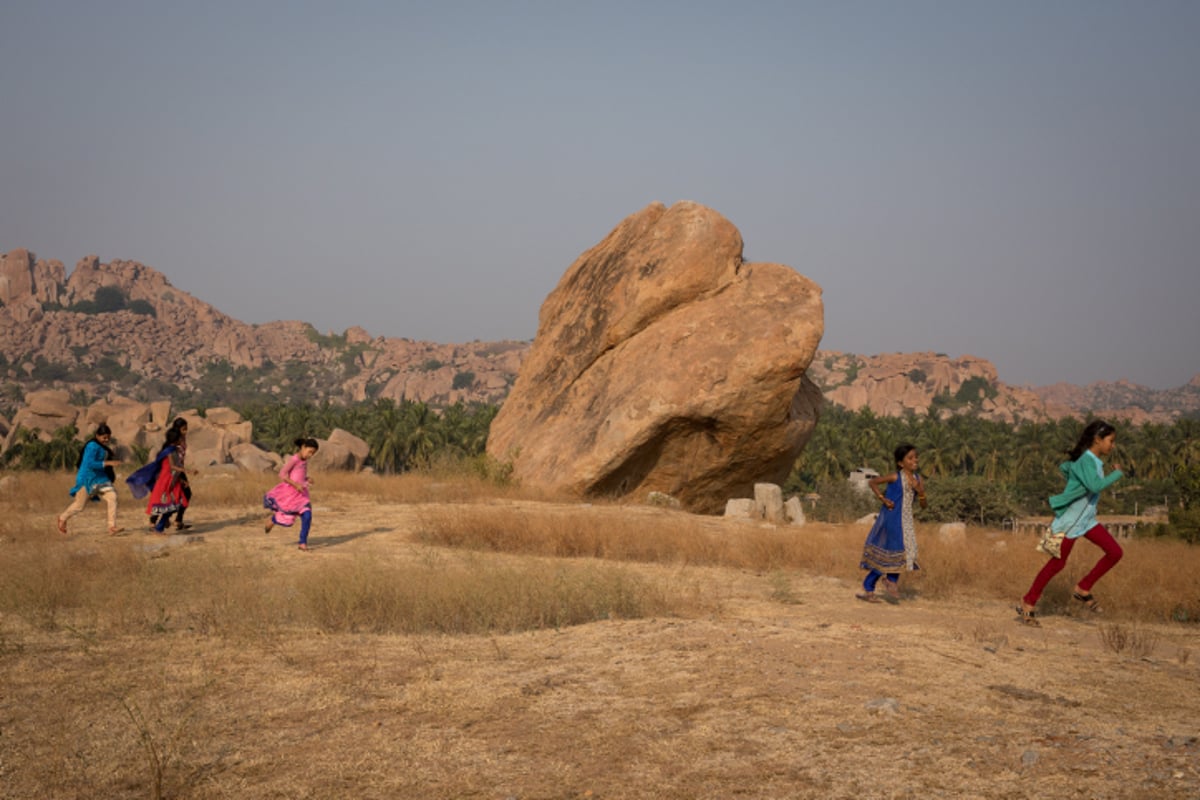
[264,438,319,551]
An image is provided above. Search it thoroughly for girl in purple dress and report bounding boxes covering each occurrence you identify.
[264,438,319,551]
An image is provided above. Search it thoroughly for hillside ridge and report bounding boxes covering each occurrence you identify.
[2,248,1196,421]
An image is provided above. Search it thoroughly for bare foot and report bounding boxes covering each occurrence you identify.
[108,526,125,535]
[297,543,308,551]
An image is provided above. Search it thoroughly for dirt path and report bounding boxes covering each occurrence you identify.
[3,496,1198,798]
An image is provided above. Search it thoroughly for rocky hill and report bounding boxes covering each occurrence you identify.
[809,351,1200,424]
[2,247,1196,422]
[0,248,524,410]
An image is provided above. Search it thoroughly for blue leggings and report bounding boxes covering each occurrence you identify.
[863,569,898,592]
[297,510,312,546]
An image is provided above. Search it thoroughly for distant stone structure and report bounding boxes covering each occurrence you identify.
[847,467,880,494]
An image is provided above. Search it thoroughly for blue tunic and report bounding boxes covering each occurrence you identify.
[69,440,114,498]
[859,472,920,574]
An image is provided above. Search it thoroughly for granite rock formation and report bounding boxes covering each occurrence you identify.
[0,248,523,407]
[486,201,824,512]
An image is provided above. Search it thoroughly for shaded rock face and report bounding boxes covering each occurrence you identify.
[487,201,824,513]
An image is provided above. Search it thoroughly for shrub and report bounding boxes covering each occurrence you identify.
[128,299,156,317]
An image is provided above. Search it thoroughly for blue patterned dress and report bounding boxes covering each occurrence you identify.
[859,472,920,574]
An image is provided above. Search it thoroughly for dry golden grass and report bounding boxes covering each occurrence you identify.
[2,469,1199,799]
[414,503,1200,625]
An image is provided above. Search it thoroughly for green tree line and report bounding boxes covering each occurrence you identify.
[4,399,1196,538]
[787,405,1200,539]
[234,398,499,476]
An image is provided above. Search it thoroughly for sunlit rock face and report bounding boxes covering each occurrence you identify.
[487,201,825,513]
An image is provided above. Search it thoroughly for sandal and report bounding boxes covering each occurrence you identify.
[108,526,125,535]
[297,543,309,552]
[855,591,882,603]
[883,583,901,604]
[175,522,192,531]
[1072,591,1102,613]
[1015,604,1041,627]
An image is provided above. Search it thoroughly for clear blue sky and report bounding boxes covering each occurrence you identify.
[3,1,1198,389]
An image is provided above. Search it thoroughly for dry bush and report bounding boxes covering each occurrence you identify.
[1098,623,1159,657]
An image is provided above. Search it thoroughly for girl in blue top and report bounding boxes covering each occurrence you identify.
[1017,420,1124,626]
[56,423,125,536]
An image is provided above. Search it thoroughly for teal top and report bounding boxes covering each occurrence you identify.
[69,439,114,498]
[1048,450,1123,539]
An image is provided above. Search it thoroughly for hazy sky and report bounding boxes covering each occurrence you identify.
[3,1,1198,389]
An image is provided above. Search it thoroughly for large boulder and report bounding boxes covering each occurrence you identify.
[487,201,824,513]
[326,428,369,471]
[82,398,153,459]
[10,389,80,442]
[310,439,355,471]
[230,442,281,473]
[178,408,251,465]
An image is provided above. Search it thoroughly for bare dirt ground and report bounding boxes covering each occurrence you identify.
[2,495,1198,799]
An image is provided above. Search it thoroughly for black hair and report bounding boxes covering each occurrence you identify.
[894,443,916,467]
[1067,420,1116,461]
[294,437,320,451]
[156,427,182,456]
[171,417,188,431]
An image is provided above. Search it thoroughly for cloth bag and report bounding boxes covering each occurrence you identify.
[1037,527,1065,559]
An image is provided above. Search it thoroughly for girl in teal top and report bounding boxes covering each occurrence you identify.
[1017,420,1124,626]
[57,424,125,535]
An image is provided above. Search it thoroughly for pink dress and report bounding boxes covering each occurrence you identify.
[263,455,310,526]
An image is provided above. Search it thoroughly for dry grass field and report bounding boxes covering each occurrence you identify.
[1,470,1198,799]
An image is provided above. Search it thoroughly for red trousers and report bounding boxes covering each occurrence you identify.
[1023,524,1123,607]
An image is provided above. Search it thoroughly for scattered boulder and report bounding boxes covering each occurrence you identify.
[724,498,757,519]
[938,522,967,543]
[0,398,357,473]
[487,201,824,513]
[230,443,281,473]
[204,407,244,426]
[186,448,227,468]
[725,484,806,526]
[326,428,369,471]
[755,483,785,522]
[82,396,154,457]
[11,389,79,442]
[783,496,806,526]
[310,439,356,472]
[647,491,682,509]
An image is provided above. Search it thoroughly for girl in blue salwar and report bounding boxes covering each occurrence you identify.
[857,444,927,604]
[56,424,125,535]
